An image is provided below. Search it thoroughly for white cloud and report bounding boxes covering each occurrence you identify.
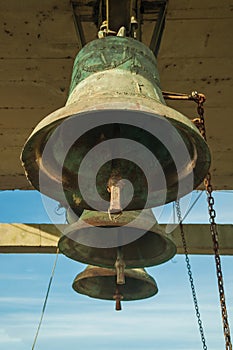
[0,329,22,343]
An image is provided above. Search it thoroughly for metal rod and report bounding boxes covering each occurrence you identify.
[162,91,192,100]
[130,0,138,39]
[149,1,167,57]
[137,0,142,41]
[162,90,206,102]
[70,1,86,48]
[106,0,109,32]
[115,247,126,285]
[98,0,103,29]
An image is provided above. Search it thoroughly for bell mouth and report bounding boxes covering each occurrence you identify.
[72,266,158,301]
[21,101,211,210]
[58,225,176,268]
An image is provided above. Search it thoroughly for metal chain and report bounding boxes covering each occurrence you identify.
[191,91,207,139]
[175,200,208,350]
[159,89,232,348]
[194,93,232,350]
[205,173,232,350]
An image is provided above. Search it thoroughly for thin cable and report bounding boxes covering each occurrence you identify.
[170,191,203,225]
[182,191,203,222]
[172,201,176,223]
[176,200,208,350]
[31,247,59,350]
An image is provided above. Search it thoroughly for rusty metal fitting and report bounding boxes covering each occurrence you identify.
[113,287,123,311]
[191,91,206,104]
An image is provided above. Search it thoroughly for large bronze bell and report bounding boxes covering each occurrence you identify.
[72,265,158,310]
[58,208,176,268]
[21,36,211,211]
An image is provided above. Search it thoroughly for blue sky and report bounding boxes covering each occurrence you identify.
[0,190,233,349]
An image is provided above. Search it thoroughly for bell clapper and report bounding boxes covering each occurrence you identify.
[115,247,126,285]
[113,286,123,311]
[107,170,124,220]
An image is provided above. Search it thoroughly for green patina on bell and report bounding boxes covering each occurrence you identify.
[21,36,211,210]
[58,208,176,268]
[72,265,158,305]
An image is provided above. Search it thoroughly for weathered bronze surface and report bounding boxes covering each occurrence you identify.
[72,265,158,301]
[21,37,211,210]
[58,209,176,268]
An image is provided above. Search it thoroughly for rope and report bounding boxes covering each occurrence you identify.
[31,247,59,350]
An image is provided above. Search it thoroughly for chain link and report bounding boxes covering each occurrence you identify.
[191,92,206,140]
[194,94,232,350]
[204,173,232,350]
[159,90,232,348]
[176,200,208,350]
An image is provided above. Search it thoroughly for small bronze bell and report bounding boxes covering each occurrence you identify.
[21,36,211,211]
[58,208,176,268]
[72,265,158,310]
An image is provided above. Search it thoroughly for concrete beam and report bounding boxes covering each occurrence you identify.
[0,223,232,255]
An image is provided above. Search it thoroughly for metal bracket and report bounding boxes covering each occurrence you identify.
[149,0,168,57]
[70,1,86,49]
[70,0,168,53]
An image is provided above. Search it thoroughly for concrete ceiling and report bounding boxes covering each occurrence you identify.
[0,0,232,191]
[1,223,233,255]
